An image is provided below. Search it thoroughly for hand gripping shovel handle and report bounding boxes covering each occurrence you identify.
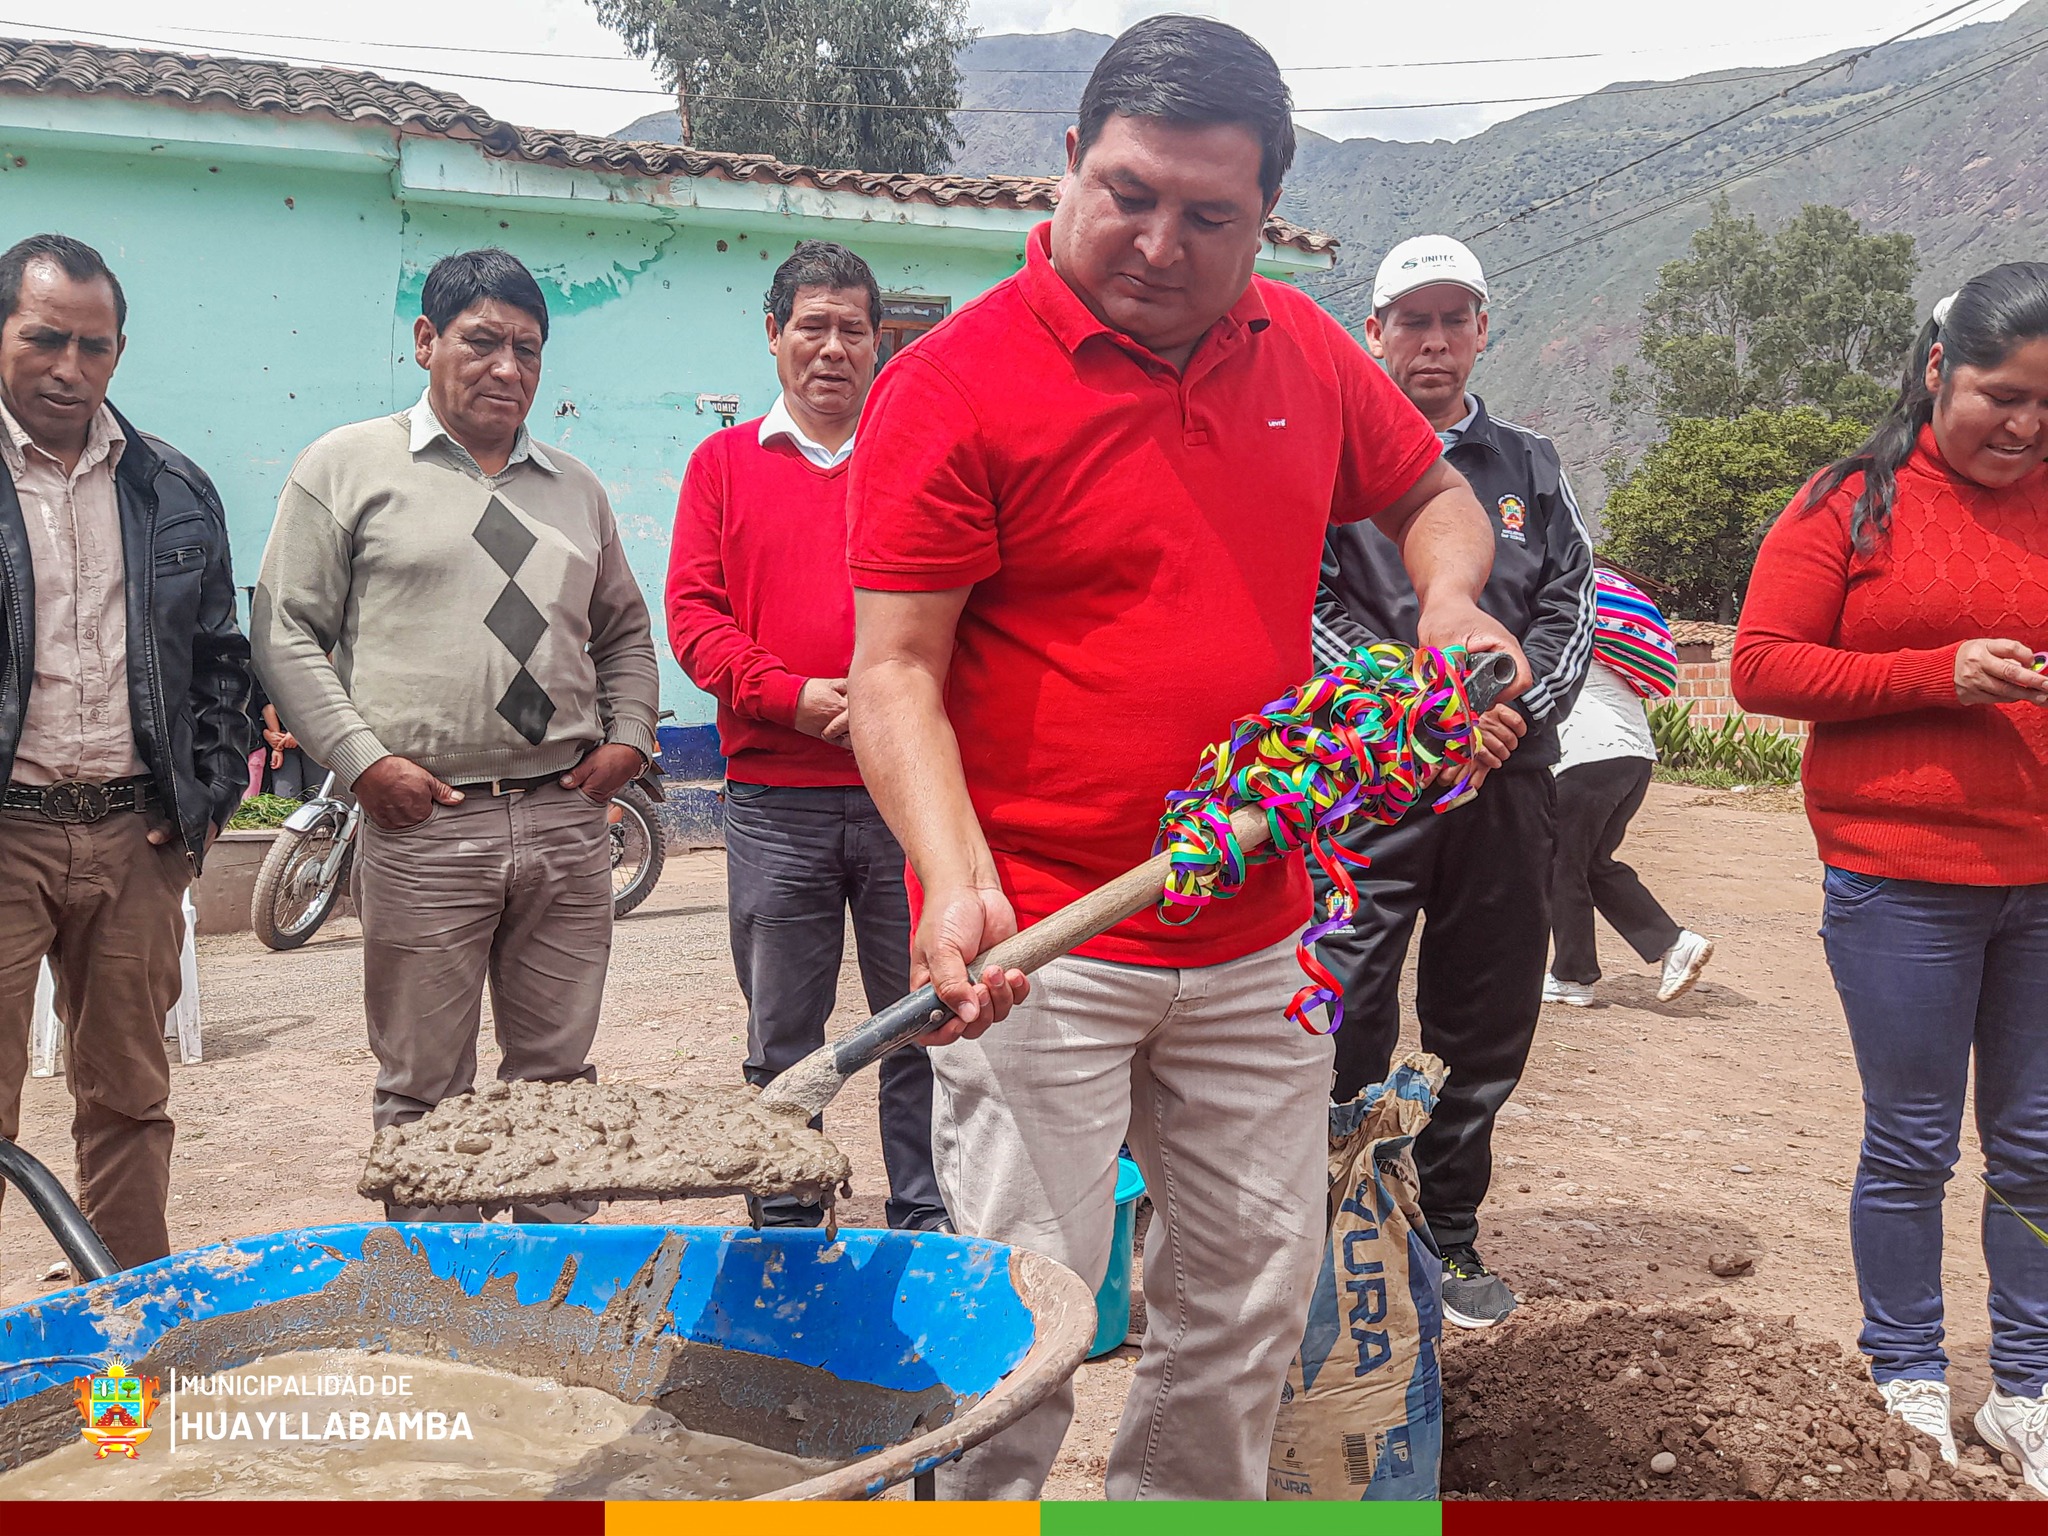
[758,650,1518,1121]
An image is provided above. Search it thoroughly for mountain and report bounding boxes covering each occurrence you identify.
[616,4,2048,505]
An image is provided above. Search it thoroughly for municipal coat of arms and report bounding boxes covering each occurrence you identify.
[72,1360,160,1459]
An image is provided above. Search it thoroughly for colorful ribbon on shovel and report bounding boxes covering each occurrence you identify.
[1152,643,1486,1036]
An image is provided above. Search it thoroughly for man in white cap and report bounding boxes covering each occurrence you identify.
[1311,234,1596,1328]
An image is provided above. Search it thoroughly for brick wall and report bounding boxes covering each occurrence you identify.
[1670,658,1810,741]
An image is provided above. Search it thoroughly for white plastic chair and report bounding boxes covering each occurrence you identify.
[29,889,201,1077]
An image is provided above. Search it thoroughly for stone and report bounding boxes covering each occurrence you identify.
[1908,1445,1934,1481]
[1650,1452,1678,1476]
[1708,1253,1755,1278]
[1738,1456,1781,1497]
[1886,1469,1915,1498]
[2003,1453,2024,1477]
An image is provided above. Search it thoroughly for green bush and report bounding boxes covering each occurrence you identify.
[227,793,304,831]
[1648,699,1805,784]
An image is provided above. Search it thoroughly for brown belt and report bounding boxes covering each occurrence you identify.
[446,772,562,797]
[0,776,158,823]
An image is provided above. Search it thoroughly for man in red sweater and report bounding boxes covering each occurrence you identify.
[666,240,945,1231]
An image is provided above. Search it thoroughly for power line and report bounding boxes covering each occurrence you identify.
[0,20,1829,115]
[1482,22,2048,282]
[1310,0,1997,307]
[1313,10,2047,308]
[0,13,1950,76]
[1457,0,1991,242]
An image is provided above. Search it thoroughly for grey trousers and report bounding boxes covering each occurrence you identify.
[354,781,611,1223]
[724,781,944,1229]
[931,937,1331,1500]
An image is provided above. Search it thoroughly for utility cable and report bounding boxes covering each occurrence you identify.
[1480,22,2048,282]
[1312,0,2006,307]
[1456,0,1992,243]
[0,20,1829,115]
[0,13,1953,76]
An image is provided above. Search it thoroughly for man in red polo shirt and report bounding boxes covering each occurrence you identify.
[668,240,946,1232]
[847,17,1525,1500]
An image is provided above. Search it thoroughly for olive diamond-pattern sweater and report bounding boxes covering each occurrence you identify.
[252,409,659,788]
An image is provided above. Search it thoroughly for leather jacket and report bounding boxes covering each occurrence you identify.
[0,402,253,870]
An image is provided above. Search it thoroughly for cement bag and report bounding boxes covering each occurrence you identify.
[1269,1050,1447,1501]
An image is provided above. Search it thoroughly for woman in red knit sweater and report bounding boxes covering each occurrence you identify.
[1735,263,2048,1484]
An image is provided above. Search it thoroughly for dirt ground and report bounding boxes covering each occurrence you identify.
[0,783,2023,1498]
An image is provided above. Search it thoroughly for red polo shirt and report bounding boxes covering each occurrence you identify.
[848,223,1441,967]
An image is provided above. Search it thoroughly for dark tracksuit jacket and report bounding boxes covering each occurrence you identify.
[1313,392,1595,1252]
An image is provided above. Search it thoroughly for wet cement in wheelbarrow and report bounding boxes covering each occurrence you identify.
[0,1347,833,1499]
[358,1080,851,1213]
[1,1228,962,1490]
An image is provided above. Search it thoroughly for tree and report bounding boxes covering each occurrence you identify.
[591,0,971,172]
[1601,408,1869,621]
[1610,199,1919,429]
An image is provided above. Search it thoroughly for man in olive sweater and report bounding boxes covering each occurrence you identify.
[253,250,659,1218]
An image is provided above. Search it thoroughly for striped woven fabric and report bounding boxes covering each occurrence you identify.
[1592,569,1678,698]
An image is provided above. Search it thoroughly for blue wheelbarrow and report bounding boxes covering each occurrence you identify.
[0,1139,1094,1499]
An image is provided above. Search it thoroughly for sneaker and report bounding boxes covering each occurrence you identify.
[1441,1244,1517,1329]
[1881,1378,1959,1466]
[1657,930,1715,1003]
[1543,974,1596,1007]
[1975,1387,2048,1494]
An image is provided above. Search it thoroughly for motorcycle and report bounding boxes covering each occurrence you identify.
[250,759,669,951]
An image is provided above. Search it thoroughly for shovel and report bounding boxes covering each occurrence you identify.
[760,650,1519,1122]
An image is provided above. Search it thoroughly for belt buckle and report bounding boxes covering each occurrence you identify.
[43,780,110,824]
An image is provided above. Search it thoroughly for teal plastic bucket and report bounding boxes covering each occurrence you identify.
[1088,1156,1148,1358]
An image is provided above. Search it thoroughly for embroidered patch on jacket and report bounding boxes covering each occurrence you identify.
[1496,494,1527,543]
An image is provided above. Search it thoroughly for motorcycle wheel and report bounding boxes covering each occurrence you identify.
[609,783,666,920]
[250,818,348,951]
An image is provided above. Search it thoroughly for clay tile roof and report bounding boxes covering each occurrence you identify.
[1669,619,1737,660]
[0,35,1337,256]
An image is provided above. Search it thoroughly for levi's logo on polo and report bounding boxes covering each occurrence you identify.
[1497,495,1528,543]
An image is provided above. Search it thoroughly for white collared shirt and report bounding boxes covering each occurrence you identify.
[1,395,148,784]
[758,394,855,469]
[1437,393,1480,450]
[407,389,557,479]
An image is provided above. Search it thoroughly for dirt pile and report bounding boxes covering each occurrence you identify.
[1443,1297,2041,1501]
[358,1079,852,1212]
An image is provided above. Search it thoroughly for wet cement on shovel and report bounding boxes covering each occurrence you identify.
[358,1080,851,1216]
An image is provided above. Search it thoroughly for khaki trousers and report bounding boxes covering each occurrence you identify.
[354,782,612,1221]
[0,810,188,1268]
[930,937,1332,1500]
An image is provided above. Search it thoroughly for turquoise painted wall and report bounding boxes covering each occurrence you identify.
[0,129,1027,721]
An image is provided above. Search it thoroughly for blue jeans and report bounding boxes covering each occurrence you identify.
[1821,867,2048,1395]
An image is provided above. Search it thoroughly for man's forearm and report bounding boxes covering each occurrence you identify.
[850,659,992,892]
[1391,484,1495,616]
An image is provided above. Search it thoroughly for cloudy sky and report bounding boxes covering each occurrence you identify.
[7,0,2028,143]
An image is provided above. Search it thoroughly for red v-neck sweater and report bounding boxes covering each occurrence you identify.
[1734,427,2048,884]
[666,423,862,786]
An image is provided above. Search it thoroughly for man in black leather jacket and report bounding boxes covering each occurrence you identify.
[0,233,251,1268]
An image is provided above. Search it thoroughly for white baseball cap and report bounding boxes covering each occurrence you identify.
[1371,235,1489,313]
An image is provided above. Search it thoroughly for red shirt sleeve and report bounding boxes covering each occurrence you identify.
[847,352,1002,592]
[1328,313,1443,525]
[1733,484,1961,722]
[664,433,805,727]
